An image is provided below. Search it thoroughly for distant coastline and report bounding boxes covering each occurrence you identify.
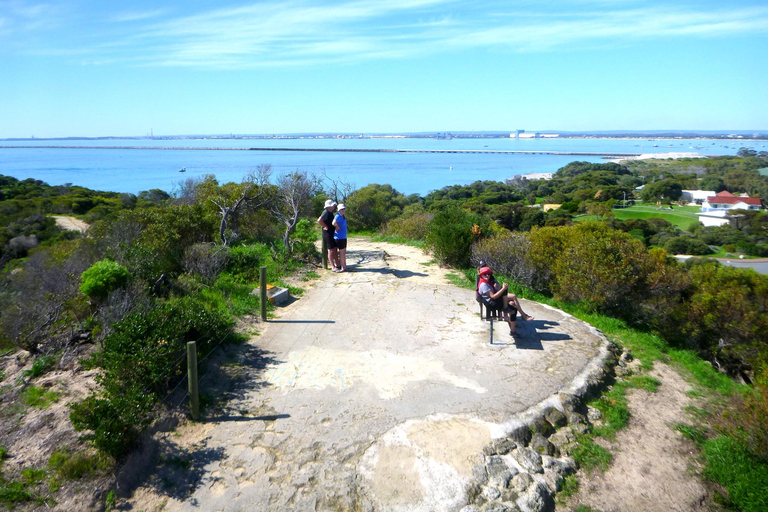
[2,131,767,143]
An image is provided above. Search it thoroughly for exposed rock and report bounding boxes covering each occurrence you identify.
[548,427,576,453]
[483,486,501,500]
[541,455,577,476]
[530,433,556,457]
[557,393,581,413]
[484,438,516,456]
[460,506,482,512]
[531,418,554,437]
[587,406,602,422]
[513,447,543,474]
[516,481,554,512]
[543,469,564,493]
[543,407,567,429]
[487,456,514,487]
[500,488,520,503]
[507,425,532,446]
[511,472,534,493]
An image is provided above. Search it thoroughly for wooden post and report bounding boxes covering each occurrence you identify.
[187,341,199,420]
[321,236,328,269]
[260,266,267,322]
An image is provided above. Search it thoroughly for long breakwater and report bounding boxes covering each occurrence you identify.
[2,145,641,157]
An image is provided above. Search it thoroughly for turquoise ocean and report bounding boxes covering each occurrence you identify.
[0,137,759,196]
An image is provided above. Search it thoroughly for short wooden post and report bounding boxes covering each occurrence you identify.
[187,341,199,420]
[260,266,267,322]
[321,236,328,269]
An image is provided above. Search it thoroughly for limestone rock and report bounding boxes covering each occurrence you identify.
[530,433,556,457]
[484,438,516,456]
[531,418,554,437]
[587,406,602,422]
[511,472,534,493]
[516,481,554,512]
[514,447,543,474]
[543,407,567,429]
[508,425,532,446]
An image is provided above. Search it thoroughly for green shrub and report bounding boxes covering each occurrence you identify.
[71,295,234,458]
[380,212,432,240]
[22,355,57,379]
[426,207,490,268]
[80,260,131,299]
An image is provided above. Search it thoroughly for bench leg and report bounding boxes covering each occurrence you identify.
[489,317,493,345]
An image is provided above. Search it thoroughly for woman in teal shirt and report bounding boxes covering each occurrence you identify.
[333,204,348,272]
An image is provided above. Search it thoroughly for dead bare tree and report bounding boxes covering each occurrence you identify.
[269,170,320,252]
[322,170,356,204]
[211,165,273,246]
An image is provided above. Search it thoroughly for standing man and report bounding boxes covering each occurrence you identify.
[318,200,339,271]
[333,204,348,272]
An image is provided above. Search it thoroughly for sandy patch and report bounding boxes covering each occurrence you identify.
[561,362,708,512]
[51,215,90,232]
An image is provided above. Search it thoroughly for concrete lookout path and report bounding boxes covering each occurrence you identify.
[128,239,610,512]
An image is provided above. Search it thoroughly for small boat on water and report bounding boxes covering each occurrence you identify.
[179,167,186,172]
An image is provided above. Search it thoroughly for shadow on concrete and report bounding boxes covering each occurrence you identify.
[116,343,283,503]
[512,320,573,350]
[358,267,428,279]
[214,413,291,423]
[269,320,335,324]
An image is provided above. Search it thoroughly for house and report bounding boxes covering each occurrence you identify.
[696,191,762,227]
[701,191,762,212]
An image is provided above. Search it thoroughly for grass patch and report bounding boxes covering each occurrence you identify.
[444,272,475,290]
[559,474,579,499]
[0,479,31,504]
[48,449,111,480]
[589,384,630,439]
[572,436,612,472]
[21,355,57,381]
[702,436,768,512]
[674,424,708,446]
[22,386,59,408]
[300,270,320,281]
[627,375,661,392]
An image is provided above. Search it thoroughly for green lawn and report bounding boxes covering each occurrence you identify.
[576,204,702,230]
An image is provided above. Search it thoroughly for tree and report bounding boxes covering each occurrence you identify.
[641,179,683,202]
[211,166,272,246]
[269,170,320,252]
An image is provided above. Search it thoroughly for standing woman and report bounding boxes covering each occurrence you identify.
[333,204,348,272]
[318,200,339,271]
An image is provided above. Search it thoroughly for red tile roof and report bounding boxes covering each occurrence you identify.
[706,194,762,206]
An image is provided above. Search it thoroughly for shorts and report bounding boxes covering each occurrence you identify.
[323,231,337,250]
[335,238,347,249]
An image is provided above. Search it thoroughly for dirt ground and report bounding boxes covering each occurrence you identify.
[559,362,712,512]
[51,215,89,232]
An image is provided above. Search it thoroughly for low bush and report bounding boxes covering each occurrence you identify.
[80,260,131,300]
[426,207,490,268]
[379,212,432,240]
[70,295,235,458]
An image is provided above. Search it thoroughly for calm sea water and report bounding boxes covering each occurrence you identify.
[0,137,757,196]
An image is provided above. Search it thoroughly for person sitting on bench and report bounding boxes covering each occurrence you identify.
[476,266,533,336]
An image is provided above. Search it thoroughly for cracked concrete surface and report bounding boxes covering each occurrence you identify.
[125,239,607,512]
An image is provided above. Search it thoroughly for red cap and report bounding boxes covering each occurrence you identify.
[478,266,492,276]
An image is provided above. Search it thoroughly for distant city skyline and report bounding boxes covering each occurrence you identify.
[1,0,767,138]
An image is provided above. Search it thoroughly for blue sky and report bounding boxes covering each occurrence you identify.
[1,0,767,138]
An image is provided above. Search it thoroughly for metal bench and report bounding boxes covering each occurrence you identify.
[476,293,503,345]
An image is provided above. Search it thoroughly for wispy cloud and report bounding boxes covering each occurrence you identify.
[7,1,768,68]
[109,9,168,23]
